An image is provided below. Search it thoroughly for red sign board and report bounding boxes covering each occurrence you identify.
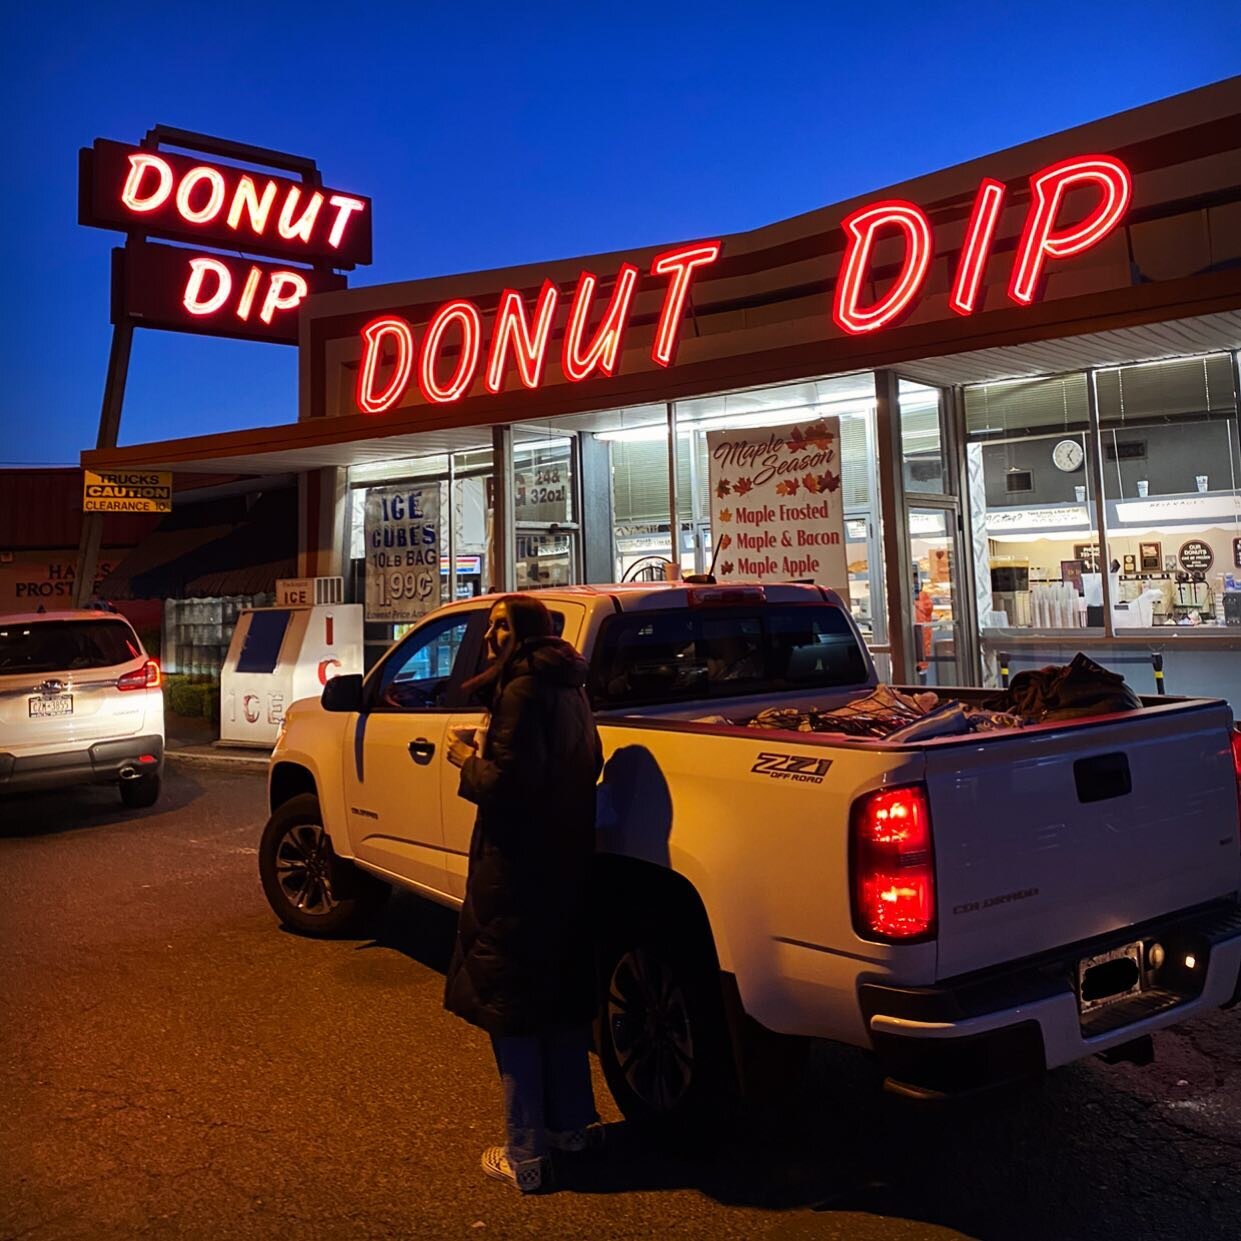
[80,138,372,268]
[116,243,346,345]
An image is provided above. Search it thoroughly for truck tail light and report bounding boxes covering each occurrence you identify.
[117,660,161,691]
[850,784,935,942]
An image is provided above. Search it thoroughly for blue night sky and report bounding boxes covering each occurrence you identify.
[1,1,1236,465]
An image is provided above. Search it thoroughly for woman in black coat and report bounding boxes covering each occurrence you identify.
[444,594,604,1193]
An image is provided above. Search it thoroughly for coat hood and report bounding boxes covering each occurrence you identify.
[510,636,589,689]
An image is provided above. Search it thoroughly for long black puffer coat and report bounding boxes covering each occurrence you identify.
[443,636,603,1037]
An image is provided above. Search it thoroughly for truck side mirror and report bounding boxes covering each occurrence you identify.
[321,673,363,713]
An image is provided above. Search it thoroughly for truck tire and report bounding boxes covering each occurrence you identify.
[259,793,388,937]
[596,906,737,1136]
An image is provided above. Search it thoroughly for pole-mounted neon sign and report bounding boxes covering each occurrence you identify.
[356,153,1132,414]
[80,134,371,345]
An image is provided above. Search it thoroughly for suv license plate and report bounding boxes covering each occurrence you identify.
[1078,942,1143,1012]
[29,695,73,718]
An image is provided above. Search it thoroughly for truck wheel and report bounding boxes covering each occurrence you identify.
[259,793,388,937]
[119,773,161,809]
[597,911,736,1136]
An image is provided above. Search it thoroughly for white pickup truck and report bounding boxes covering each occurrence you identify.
[258,582,1241,1124]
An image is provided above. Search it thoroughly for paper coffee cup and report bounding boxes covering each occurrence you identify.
[1196,475,1208,493]
[1136,480,1149,497]
[1074,486,1086,502]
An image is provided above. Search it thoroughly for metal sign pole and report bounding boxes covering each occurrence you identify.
[73,313,134,608]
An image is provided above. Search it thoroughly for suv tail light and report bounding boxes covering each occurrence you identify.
[117,660,160,691]
[1232,726,1241,830]
[850,784,935,941]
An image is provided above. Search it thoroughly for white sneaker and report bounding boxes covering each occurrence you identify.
[547,1123,606,1154]
[480,1145,547,1193]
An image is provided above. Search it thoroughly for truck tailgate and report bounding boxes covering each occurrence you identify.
[927,701,1240,979]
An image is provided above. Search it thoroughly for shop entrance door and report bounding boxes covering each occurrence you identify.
[907,505,965,687]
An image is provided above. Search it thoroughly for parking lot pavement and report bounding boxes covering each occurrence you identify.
[2,766,1239,1240]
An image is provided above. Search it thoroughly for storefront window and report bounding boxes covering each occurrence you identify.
[1095,353,1240,629]
[965,372,1104,633]
[348,449,493,663]
[673,375,883,639]
[593,405,682,580]
[513,436,574,525]
[900,380,947,495]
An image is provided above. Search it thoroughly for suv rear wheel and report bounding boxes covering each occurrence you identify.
[259,793,388,937]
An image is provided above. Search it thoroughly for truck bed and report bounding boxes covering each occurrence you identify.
[597,689,1240,982]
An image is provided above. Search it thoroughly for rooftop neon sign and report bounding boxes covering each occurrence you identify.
[356,153,1132,414]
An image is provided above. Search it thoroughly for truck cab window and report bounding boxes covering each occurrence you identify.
[373,614,475,711]
[592,606,868,708]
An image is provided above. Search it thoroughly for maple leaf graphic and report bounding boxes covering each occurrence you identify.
[822,470,841,493]
[718,507,733,523]
[720,560,735,576]
[734,477,754,495]
[715,478,732,498]
[804,420,834,450]
[787,426,805,448]
[802,473,823,494]
[775,479,800,497]
[719,533,733,549]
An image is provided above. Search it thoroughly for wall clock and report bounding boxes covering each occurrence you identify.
[1052,439,1085,472]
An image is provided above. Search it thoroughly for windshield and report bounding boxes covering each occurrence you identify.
[0,620,142,675]
[590,605,869,708]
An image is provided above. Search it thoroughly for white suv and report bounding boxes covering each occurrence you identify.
[0,611,165,808]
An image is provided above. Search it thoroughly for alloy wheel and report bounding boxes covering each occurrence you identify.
[274,822,339,916]
[607,946,695,1113]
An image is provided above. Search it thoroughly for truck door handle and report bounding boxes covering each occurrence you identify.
[408,738,435,765]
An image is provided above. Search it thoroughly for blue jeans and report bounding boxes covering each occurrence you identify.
[490,1026,597,1162]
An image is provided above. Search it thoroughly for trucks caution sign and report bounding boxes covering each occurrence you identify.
[83,470,172,513]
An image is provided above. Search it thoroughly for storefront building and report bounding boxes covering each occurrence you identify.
[83,78,1241,706]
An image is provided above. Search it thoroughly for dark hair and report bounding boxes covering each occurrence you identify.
[463,594,554,700]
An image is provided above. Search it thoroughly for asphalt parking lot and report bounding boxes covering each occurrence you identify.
[2,763,1239,1240]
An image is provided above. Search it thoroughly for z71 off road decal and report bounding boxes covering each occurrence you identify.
[751,752,832,784]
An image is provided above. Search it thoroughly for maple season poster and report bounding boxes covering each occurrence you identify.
[706,417,847,594]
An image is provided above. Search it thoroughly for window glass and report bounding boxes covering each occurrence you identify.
[513,438,574,524]
[374,613,474,710]
[900,380,946,494]
[0,619,141,674]
[237,611,292,674]
[1096,354,1240,629]
[591,605,867,707]
[965,374,1102,633]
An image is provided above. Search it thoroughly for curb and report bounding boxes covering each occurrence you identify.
[166,747,269,770]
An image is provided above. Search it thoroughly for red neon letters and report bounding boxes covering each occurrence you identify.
[120,152,363,253]
[562,264,639,382]
[649,242,722,366]
[353,151,1134,410]
[418,301,482,404]
[486,281,559,393]
[833,203,933,335]
[833,153,1133,334]
[358,318,415,415]
[355,252,717,414]
[1009,156,1132,304]
[948,178,1006,316]
[182,258,308,325]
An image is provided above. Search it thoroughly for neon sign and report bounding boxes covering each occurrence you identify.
[833,153,1132,333]
[120,243,345,345]
[81,139,372,267]
[356,152,1132,412]
[358,242,723,413]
